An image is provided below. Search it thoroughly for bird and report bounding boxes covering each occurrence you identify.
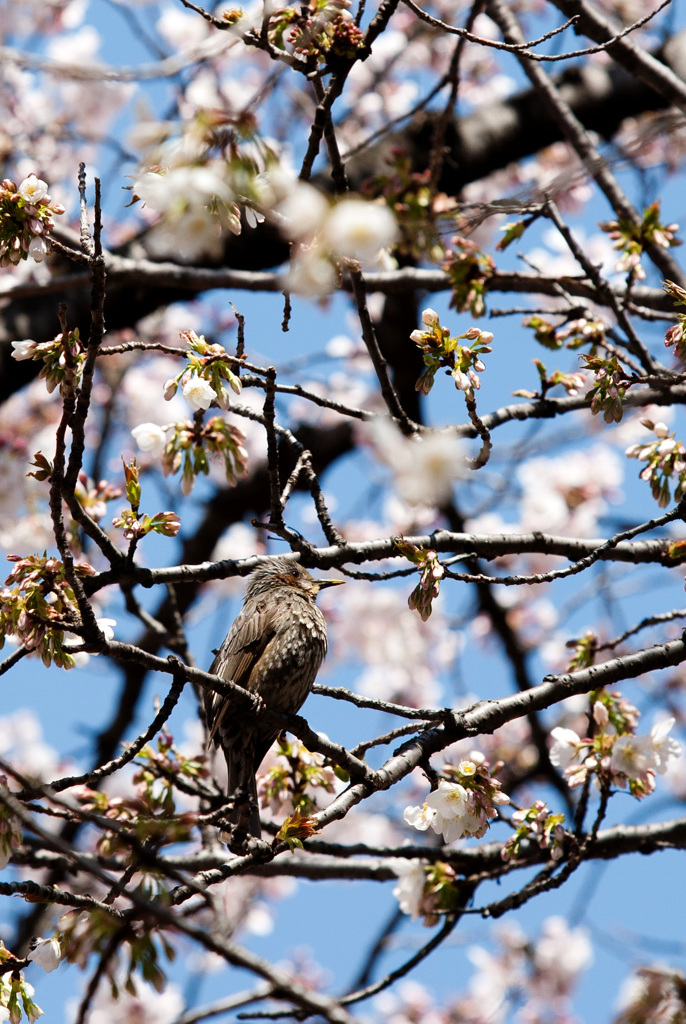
[205,557,344,838]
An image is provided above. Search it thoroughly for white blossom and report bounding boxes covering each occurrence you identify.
[27,935,61,973]
[182,374,216,411]
[11,340,37,361]
[148,207,223,263]
[284,250,337,297]
[274,181,329,241]
[96,618,117,641]
[367,420,466,507]
[646,717,682,773]
[18,175,48,204]
[324,198,398,264]
[403,802,435,831]
[610,734,651,779]
[134,165,231,214]
[549,727,583,769]
[392,860,426,919]
[77,974,184,1024]
[131,422,167,458]
[395,433,466,505]
[530,916,592,1003]
[425,780,484,841]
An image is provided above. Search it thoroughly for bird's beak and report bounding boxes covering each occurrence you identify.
[317,577,345,589]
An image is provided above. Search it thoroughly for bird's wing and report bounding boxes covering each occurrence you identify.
[205,596,277,746]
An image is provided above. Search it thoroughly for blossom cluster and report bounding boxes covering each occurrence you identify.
[550,691,681,799]
[361,152,456,262]
[0,554,97,670]
[512,357,586,400]
[130,333,250,494]
[456,917,592,1022]
[170,417,248,495]
[0,777,23,871]
[501,800,566,862]
[365,419,466,509]
[394,539,444,620]
[112,459,181,541]
[135,147,398,290]
[73,731,206,858]
[376,917,592,1020]
[280,187,399,296]
[616,965,686,1024]
[513,443,623,540]
[410,307,493,396]
[404,757,510,843]
[11,328,84,398]
[59,906,174,999]
[392,859,463,926]
[268,0,365,64]
[625,418,686,508]
[0,175,64,267]
[130,731,207,841]
[522,312,607,351]
[600,201,679,281]
[328,579,458,709]
[257,737,338,821]
[443,236,495,316]
[0,940,44,1023]
[163,330,242,413]
[582,352,628,423]
[133,162,246,263]
[663,278,686,361]
[73,472,122,526]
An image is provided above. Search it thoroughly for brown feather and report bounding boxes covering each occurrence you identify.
[204,558,342,839]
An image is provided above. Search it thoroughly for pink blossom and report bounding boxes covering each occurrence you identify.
[28,236,48,262]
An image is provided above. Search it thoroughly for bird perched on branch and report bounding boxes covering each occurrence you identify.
[205,557,344,838]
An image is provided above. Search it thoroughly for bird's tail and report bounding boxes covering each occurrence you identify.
[225,749,262,838]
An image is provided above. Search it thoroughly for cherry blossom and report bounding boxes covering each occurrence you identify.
[646,717,682,773]
[17,175,48,204]
[10,340,37,361]
[27,936,61,973]
[323,198,398,264]
[27,236,48,261]
[131,423,168,459]
[181,375,216,411]
[366,419,466,507]
[392,860,427,920]
[549,727,585,769]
